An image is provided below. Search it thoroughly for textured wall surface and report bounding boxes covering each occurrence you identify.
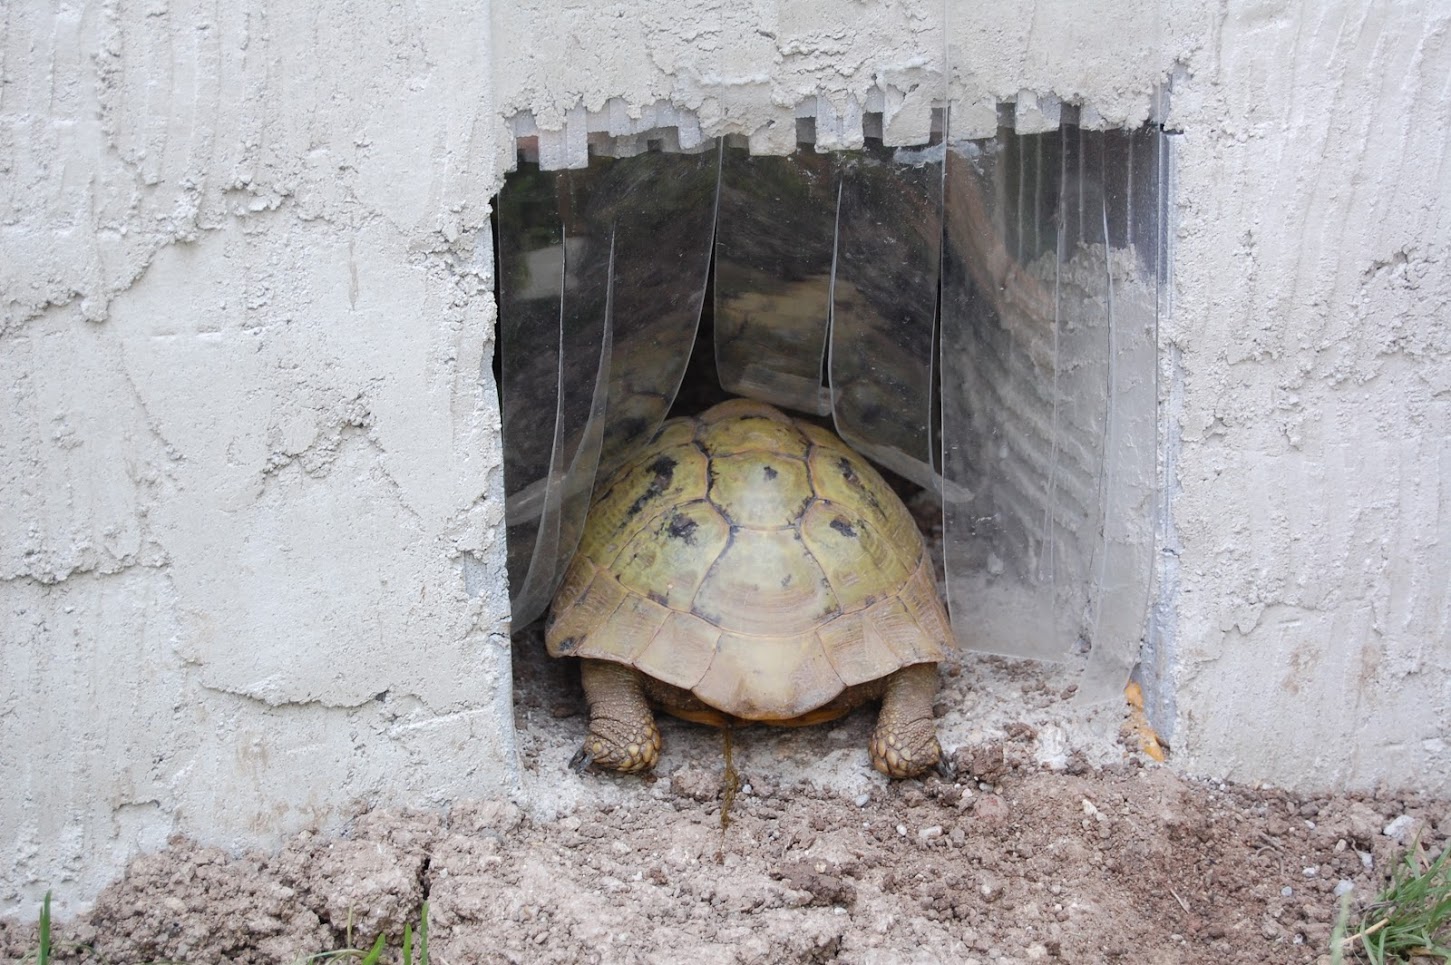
[2,1,518,916]
[1164,2,1451,791]
[4,0,1449,916]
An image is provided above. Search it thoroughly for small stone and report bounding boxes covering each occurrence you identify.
[670,765,718,803]
[854,793,870,807]
[974,794,1010,828]
[1303,866,1318,878]
[1383,815,1417,842]
[896,824,908,837]
[1281,886,1294,897]
[964,743,1007,783]
[1334,880,1355,897]
[918,825,943,842]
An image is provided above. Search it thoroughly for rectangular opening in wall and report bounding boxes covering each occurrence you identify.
[493,98,1166,707]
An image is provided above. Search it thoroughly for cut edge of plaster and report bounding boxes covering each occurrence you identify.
[507,85,1173,170]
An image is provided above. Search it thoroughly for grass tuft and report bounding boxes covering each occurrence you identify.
[290,903,430,965]
[1336,838,1451,964]
[20,890,431,965]
[29,890,52,965]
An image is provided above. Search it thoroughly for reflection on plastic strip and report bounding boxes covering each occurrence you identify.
[829,133,944,491]
[497,163,567,609]
[939,114,1161,702]
[715,146,836,415]
[510,227,615,628]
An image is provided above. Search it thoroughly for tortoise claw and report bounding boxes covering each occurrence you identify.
[935,752,957,782]
[568,747,595,773]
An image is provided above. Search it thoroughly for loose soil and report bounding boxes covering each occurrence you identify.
[3,698,1448,965]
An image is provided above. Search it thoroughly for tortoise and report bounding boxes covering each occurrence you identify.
[545,398,953,779]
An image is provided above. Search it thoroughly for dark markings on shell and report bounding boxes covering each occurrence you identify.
[780,573,793,588]
[557,637,578,653]
[625,455,677,521]
[830,516,858,538]
[763,465,778,480]
[648,590,669,607]
[667,513,698,542]
[836,455,882,513]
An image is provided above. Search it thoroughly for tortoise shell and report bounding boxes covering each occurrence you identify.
[545,398,952,722]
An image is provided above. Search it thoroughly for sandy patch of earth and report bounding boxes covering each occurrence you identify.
[3,678,1447,965]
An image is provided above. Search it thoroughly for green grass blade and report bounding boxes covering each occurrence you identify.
[38,890,52,965]
[403,922,414,965]
[1329,891,1350,965]
[1348,838,1451,964]
[358,933,387,965]
[419,902,429,965]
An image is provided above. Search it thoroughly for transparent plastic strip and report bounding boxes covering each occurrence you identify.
[511,231,616,627]
[496,162,568,607]
[588,144,720,478]
[714,144,837,415]
[939,110,1161,696]
[828,133,944,491]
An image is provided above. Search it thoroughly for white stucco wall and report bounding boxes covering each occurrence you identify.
[3,0,1448,915]
[2,2,518,916]
[1163,2,1450,792]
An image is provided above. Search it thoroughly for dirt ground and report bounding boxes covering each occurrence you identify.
[3,643,1449,965]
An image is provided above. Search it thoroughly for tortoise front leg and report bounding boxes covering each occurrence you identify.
[869,663,943,779]
[571,659,661,774]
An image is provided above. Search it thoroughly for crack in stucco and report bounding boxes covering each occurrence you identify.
[198,681,398,713]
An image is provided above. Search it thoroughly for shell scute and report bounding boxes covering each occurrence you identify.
[707,451,812,529]
[697,408,811,460]
[692,632,843,720]
[690,526,839,636]
[577,441,709,562]
[799,499,915,611]
[612,499,730,611]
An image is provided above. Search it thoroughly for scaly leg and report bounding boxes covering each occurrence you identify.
[571,659,661,774]
[869,663,943,779]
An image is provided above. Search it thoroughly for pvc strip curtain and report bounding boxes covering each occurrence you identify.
[496,146,719,626]
[939,117,1164,700]
[714,125,944,491]
[496,112,1163,700]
